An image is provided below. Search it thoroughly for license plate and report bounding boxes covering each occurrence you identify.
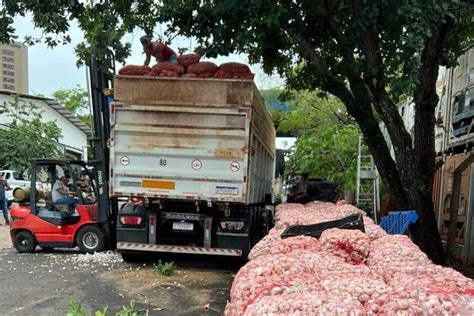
[216,186,238,195]
[172,222,194,231]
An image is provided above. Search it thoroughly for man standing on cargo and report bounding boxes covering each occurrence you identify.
[0,173,12,225]
[141,36,177,66]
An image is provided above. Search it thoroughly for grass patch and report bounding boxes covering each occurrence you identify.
[153,261,175,276]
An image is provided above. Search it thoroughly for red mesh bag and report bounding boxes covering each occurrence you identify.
[143,70,159,77]
[118,65,151,76]
[151,62,185,75]
[214,69,254,80]
[159,70,179,77]
[198,72,217,78]
[177,53,201,67]
[187,62,218,75]
[214,69,234,79]
[218,62,251,74]
[182,73,198,78]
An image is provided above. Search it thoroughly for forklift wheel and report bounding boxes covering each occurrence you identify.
[14,231,37,253]
[76,226,106,254]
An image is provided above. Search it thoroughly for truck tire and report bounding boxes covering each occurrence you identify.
[76,226,106,254]
[14,231,37,253]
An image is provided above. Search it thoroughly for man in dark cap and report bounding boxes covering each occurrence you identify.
[140,36,177,66]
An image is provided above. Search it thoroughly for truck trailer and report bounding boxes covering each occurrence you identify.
[111,76,276,261]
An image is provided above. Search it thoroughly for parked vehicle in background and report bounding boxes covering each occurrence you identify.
[287,174,338,203]
[0,170,29,188]
[0,170,29,206]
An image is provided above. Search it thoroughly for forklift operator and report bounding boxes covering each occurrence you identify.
[52,176,78,207]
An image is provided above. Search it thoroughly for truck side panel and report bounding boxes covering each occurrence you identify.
[110,103,250,203]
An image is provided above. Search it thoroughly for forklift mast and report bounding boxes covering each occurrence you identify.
[87,55,118,249]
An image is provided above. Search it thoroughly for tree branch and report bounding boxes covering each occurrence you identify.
[337,1,417,189]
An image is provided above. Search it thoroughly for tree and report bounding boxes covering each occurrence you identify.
[155,1,473,264]
[0,97,62,173]
[1,1,162,66]
[2,1,472,263]
[53,85,92,127]
[273,91,359,192]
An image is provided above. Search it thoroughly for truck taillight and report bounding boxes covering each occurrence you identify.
[119,215,143,226]
[220,221,245,231]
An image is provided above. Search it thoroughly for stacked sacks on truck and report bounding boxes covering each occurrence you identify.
[225,202,474,315]
[177,53,201,67]
[118,65,151,75]
[150,62,185,77]
[118,59,255,80]
[186,61,219,78]
[214,62,255,79]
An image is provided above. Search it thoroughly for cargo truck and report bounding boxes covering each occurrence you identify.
[111,76,276,261]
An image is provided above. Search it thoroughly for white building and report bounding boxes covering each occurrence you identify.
[380,79,446,156]
[0,90,90,159]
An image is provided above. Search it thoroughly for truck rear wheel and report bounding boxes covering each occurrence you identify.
[14,231,37,253]
[76,226,106,253]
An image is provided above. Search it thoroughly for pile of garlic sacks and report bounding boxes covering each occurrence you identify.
[225,201,474,315]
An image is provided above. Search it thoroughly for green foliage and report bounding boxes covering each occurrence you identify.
[153,261,175,277]
[0,96,62,173]
[275,91,359,191]
[67,299,145,316]
[95,305,110,316]
[157,1,472,101]
[115,300,146,316]
[53,86,91,127]
[67,299,86,316]
[1,1,162,66]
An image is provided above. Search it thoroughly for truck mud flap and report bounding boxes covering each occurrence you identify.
[117,242,242,257]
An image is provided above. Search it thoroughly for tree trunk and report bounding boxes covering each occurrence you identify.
[407,191,446,265]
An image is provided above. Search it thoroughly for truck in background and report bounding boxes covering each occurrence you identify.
[111,76,276,261]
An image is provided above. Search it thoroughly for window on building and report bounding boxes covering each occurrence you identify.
[468,90,474,108]
[454,93,466,115]
[3,77,14,83]
[2,83,14,90]
[2,56,14,63]
[2,63,14,70]
[2,49,14,56]
[470,69,474,85]
[2,70,14,77]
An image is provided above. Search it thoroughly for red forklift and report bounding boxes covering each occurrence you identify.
[9,57,119,253]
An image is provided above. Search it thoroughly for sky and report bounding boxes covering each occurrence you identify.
[13,15,284,97]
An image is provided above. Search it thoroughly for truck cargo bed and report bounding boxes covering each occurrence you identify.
[110,76,275,205]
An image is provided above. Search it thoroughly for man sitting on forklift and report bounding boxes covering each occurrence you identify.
[52,176,77,207]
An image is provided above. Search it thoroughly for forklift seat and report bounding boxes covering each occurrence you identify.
[37,210,80,226]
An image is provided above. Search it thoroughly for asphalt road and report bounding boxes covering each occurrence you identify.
[0,225,237,315]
